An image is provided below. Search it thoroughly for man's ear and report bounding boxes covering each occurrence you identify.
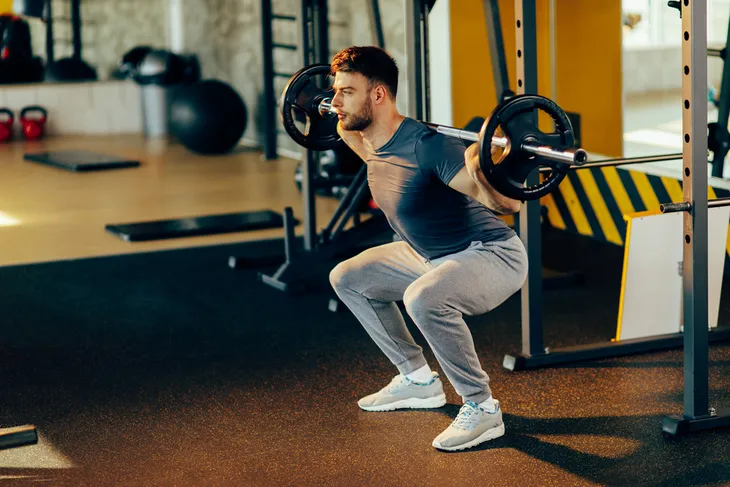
[373,85,388,104]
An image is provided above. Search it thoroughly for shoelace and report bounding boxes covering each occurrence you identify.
[452,402,481,430]
[385,374,407,393]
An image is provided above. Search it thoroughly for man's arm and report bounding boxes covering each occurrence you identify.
[447,143,522,215]
[337,123,370,162]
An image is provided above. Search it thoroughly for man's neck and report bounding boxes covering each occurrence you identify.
[361,112,406,151]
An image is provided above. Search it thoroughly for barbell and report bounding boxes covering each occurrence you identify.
[280,64,588,201]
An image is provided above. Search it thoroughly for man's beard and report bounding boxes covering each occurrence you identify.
[341,98,373,131]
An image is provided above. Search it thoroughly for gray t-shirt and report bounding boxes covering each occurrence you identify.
[365,117,516,260]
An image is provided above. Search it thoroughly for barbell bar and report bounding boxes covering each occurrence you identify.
[317,99,588,167]
[539,152,684,173]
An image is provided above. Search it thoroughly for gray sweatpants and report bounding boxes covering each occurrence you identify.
[330,235,528,404]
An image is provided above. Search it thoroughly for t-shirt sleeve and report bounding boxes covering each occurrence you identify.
[415,132,468,185]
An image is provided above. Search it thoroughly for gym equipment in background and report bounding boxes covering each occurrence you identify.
[229,0,393,295]
[0,107,13,142]
[45,56,96,82]
[133,49,201,139]
[11,0,44,18]
[19,105,46,140]
[168,79,247,155]
[23,150,140,172]
[113,45,153,79]
[0,13,43,84]
[42,0,97,82]
[293,144,364,198]
[105,210,290,242]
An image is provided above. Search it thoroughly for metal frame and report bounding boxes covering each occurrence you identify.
[70,0,81,60]
[260,0,277,160]
[514,0,545,359]
[483,0,512,103]
[300,0,320,251]
[405,0,428,120]
[260,0,299,160]
[45,0,54,63]
[662,0,730,435]
[709,13,730,177]
[369,0,386,51]
[503,0,730,436]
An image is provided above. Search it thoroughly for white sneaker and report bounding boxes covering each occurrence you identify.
[432,400,505,451]
[357,371,447,412]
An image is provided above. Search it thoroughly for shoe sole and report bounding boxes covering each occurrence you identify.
[432,422,506,451]
[359,393,447,412]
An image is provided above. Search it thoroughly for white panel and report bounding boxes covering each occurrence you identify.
[618,207,730,340]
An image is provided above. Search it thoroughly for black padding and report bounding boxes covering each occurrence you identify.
[105,210,288,242]
[24,150,141,172]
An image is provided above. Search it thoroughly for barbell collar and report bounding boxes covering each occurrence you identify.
[318,98,334,117]
[660,201,692,213]
[661,198,730,213]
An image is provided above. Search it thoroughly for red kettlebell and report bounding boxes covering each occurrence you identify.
[20,105,47,141]
[0,108,13,143]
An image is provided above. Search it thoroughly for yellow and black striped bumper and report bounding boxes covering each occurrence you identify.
[538,165,730,255]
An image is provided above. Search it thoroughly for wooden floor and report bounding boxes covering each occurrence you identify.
[0,135,342,267]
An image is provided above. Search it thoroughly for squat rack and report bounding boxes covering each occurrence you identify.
[501,0,730,435]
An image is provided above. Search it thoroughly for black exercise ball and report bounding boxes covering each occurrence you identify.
[168,79,247,155]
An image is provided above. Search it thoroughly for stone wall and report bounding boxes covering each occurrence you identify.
[27,0,168,79]
[20,0,410,153]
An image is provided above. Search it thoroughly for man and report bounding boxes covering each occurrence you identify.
[328,46,528,452]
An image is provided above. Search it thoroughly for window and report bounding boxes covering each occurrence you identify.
[623,0,730,49]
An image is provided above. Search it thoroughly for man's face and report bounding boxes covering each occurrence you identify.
[331,71,373,131]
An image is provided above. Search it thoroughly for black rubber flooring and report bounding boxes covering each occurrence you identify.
[1,228,729,487]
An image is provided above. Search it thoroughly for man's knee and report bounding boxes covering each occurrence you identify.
[403,283,442,321]
[329,259,359,292]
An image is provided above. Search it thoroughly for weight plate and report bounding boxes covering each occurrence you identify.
[479,94,576,201]
[280,64,341,151]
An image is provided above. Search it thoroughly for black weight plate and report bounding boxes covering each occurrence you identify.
[479,94,575,201]
[280,64,341,151]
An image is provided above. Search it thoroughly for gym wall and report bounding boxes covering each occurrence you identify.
[0,80,140,136]
[26,0,168,79]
